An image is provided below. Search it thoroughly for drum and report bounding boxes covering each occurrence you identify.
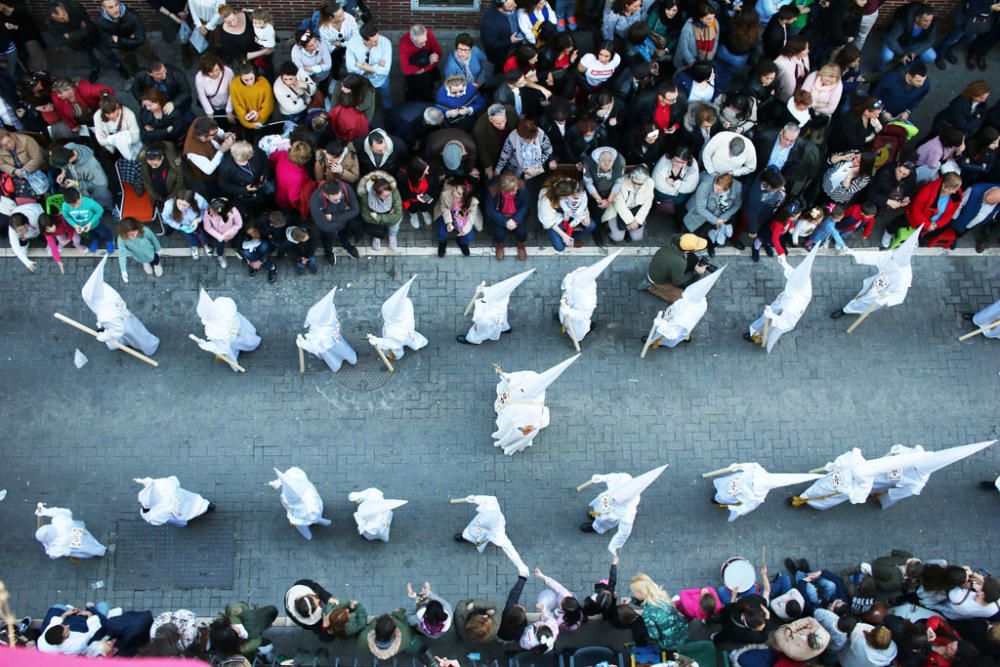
[721,556,756,593]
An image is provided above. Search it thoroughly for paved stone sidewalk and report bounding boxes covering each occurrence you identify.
[0,253,997,640]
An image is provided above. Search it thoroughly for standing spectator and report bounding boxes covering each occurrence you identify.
[45,0,126,82]
[880,2,937,67]
[495,118,552,184]
[95,0,152,76]
[630,574,690,651]
[187,0,224,41]
[314,3,358,77]
[355,128,407,176]
[0,1,45,72]
[345,24,393,112]
[822,151,875,205]
[673,3,719,69]
[184,116,236,198]
[444,33,488,89]
[481,0,521,69]
[906,173,964,245]
[271,141,318,222]
[138,88,185,144]
[434,176,480,256]
[358,170,402,249]
[652,146,699,212]
[734,166,786,250]
[474,104,518,180]
[209,603,277,660]
[576,41,621,92]
[829,98,884,153]
[138,144,181,210]
[486,171,530,260]
[800,64,843,120]
[935,0,994,69]
[435,74,485,132]
[916,127,965,183]
[762,5,799,60]
[230,62,273,131]
[645,232,708,301]
[274,62,319,130]
[455,599,500,643]
[194,54,235,124]
[399,25,442,102]
[116,217,163,281]
[130,59,193,116]
[407,582,453,640]
[144,0,187,48]
[397,155,435,229]
[603,0,645,42]
[292,30,333,87]
[715,5,760,91]
[315,138,361,185]
[773,36,810,102]
[202,196,242,267]
[957,126,999,185]
[161,189,210,259]
[49,77,113,136]
[218,140,270,211]
[309,178,362,262]
[217,5,274,75]
[931,81,989,137]
[701,132,757,177]
[61,187,115,253]
[517,0,557,46]
[493,70,544,121]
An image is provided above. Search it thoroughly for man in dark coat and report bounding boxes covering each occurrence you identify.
[130,59,193,115]
[94,0,152,76]
[480,0,521,69]
[45,0,126,80]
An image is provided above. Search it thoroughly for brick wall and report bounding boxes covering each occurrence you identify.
[26,0,958,35]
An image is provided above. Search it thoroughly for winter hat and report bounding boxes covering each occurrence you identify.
[442,142,463,170]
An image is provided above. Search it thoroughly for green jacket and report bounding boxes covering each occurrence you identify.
[454,598,499,642]
[117,226,162,273]
[872,549,915,594]
[357,609,423,659]
[643,601,689,651]
[217,602,278,657]
[358,171,403,228]
[321,601,369,638]
[648,234,695,286]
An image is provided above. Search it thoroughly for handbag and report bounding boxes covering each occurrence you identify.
[178,21,192,44]
[26,170,49,196]
[966,14,992,34]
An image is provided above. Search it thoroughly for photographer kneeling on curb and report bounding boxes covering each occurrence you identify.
[643,233,714,303]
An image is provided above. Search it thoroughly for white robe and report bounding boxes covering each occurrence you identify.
[34,505,107,559]
[199,313,261,363]
[559,269,597,341]
[461,495,528,572]
[867,445,932,509]
[369,300,428,360]
[972,297,1000,340]
[842,252,911,315]
[465,297,511,344]
[588,473,639,554]
[492,371,550,455]
[93,300,160,356]
[348,488,396,542]
[798,449,873,510]
[712,464,817,521]
[299,322,358,372]
[651,299,705,348]
[747,264,811,353]
[136,476,211,527]
[269,468,331,538]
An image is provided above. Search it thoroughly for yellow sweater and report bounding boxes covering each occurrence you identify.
[230,77,275,129]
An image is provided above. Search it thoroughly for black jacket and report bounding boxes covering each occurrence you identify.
[539,116,574,164]
[95,4,145,49]
[218,150,271,206]
[130,66,193,113]
[865,162,918,213]
[931,95,987,136]
[761,16,787,61]
[309,182,361,234]
[44,0,98,51]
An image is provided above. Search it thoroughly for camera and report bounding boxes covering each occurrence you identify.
[697,256,717,273]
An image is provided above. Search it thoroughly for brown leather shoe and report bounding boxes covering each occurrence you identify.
[516,243,527,261]
[495,243,505,261]
[976,240,987,253]
[978,56,987,70]
[573,239,584,248]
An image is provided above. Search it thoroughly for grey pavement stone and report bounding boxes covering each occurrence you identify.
[1,252,997,650]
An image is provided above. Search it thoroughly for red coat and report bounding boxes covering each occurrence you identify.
[841,203,876,238]
[270,150,318,220]
[398,30,442,76]
[905,178,963,234]
[50,81,115,130]
[328,105,370,142]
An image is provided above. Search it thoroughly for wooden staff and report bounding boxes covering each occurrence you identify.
[791,491,841,507]
[367,335,395,372]
[958,318,1000,341]
[576,479,595,492]
[449,497,471,504]
[0,580,14,648]
[188,334,245,373]
[565,318,581,352]
[640,311,663,358]
[53,312,159,368]
[464,282,486,317]
[296,335,306,374]
[809,467,828,474]
[760,318,770,348]
[846,302,880,334]
[702,465,740,479]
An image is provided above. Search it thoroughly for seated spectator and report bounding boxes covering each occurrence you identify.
[604,165,654,244]
[230,62,274,131]
[871,62,930,123]
[905,172,964,247]
[931,81,989,137]
[443,33,488,89]
[184,116,236,198]
[50,76,114,136]
[209,602,278,660]
[357,611,429,661]
[435,74,485,132]
[485,172,531,260]
[0,129,47,198]
[716,594,771,646]
[455,598,500,643]
[840,623,898,667]
[879,2,937,68]
[284,225,317,275]
[161,189,210,259]
[538,175,596,251]
[93,93,142,191]
[822,151,875,205]
[399,24,442,102]
[915,127,965,183]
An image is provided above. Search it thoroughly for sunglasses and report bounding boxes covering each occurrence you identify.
[145,150,164,159]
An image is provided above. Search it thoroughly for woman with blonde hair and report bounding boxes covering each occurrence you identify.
[629,574,689,651]
[801,63,843,118]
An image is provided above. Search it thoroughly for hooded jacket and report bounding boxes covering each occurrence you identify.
[309,181,361,234]
[95,2,145,49]
[357,170,402,227]
[354,130,406,176]
[582,147,625,199]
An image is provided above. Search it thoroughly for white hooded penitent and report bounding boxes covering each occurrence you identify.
[843,226,922,315]
[870,440,996,509]
[196,288,260,364]
[559,249,623,342]
[459,495,528,572]
[492,354,581,455]
[348,487,408,542]
[134,476,211,527]
[299,287,358,372]
[268,467,332,540]
[588,464,669,554]
[749,244,820,352]
[465,269,536,344]
[82,257,160,355]
[650,266,727,349]
[34,503,107,560]
[713,463,821,521]
[369,276,428,360]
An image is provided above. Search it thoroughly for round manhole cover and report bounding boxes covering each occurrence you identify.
[331,320,395,392]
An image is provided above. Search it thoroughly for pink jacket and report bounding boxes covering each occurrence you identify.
[271,150,318,219]
[675,587,722,620]
[202,208,243,242]
[801,71,843,116]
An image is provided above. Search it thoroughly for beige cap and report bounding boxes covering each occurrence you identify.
[679,233,708,251]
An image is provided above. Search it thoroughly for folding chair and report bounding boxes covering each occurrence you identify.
[113,161,160,233]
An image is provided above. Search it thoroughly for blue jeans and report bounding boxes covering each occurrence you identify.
[294,256,317,272]
[435,217,474,244]
[796,571,837,605]
[83,222,115,252]
[879,45,937,67]
[938,9,973,58]
[181,229,206,247]
[555,0,575,19]
[547,219,597,250]
[375,79,393,112]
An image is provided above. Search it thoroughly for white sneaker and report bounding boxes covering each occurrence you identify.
[372,237,381,250]
[421,212,432,227]
[142,263,153,275]
[190,247,199,260]
[388,234,398,250]
[153,263,163,277]
[217,255,228,269]
[880,231,892,248]
[205,245,214,257]
[409,213,420,229]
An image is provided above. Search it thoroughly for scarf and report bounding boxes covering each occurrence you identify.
[515,136,543,171]
[367,185,392,213]
[453,52,475,83]
[692,18,718,60]
[499,191,517,216]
